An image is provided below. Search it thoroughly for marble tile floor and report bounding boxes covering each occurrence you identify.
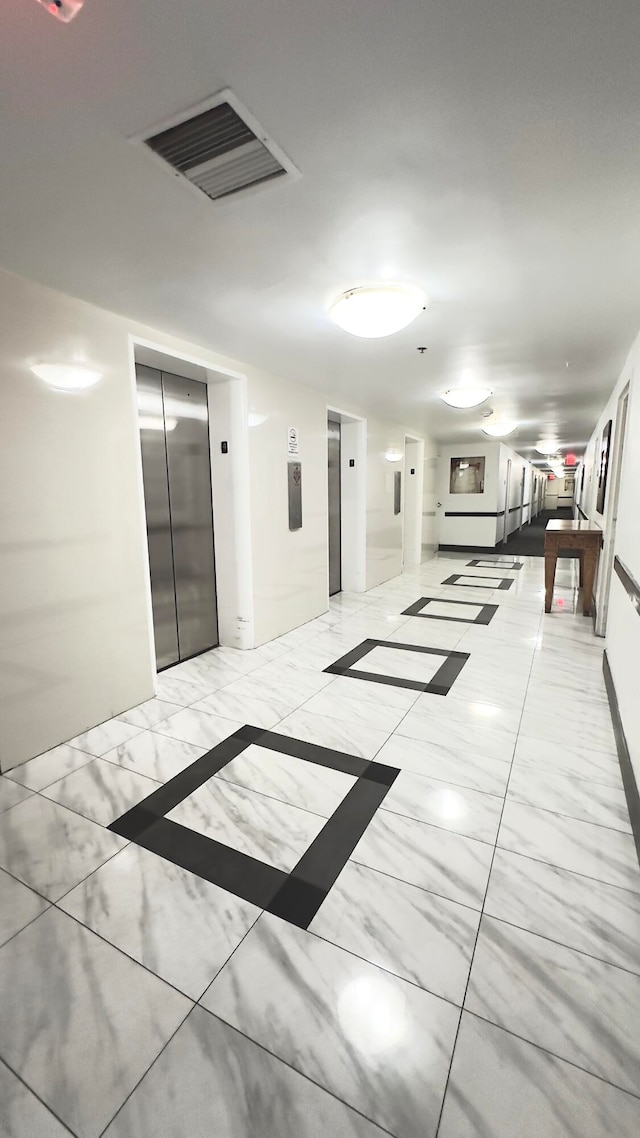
[0,552,639,1137]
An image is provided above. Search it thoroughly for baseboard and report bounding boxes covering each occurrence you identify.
[438,544,504,554]
[603,650,640,869]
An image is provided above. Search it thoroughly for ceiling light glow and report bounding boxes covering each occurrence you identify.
[535,439,560,454]
[481,421,518,437]
[329,284,426,338]
[440,388,492,409]
[384,449,403,462]
[31,363,103,391]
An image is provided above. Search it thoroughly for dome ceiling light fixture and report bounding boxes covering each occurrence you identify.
[440,388,492,409]
[31,363,103,391]
[535,439,560,454]
[329,284,427,338]
[481,421,518,437]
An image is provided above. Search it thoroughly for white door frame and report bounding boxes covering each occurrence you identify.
[595,383,630,637]
[326,405,367,593]
[502,459,512,543]
[402,435,425,567]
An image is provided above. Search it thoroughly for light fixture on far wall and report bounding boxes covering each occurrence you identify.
[384,449,403,462]
[31,363,103,391]
[481,421,518,437]
[329,284,426,338]
[440,388,492,409]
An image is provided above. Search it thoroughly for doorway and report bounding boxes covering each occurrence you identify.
[595,384,631,637]
[136,364,218,670]
[502,459,512,543]
[519,466,527,531]
[327,416,342,596]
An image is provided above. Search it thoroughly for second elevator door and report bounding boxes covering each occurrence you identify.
[327,417,342,596]
[137,365,218,671]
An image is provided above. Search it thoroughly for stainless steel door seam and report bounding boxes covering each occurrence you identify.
[328,417,341,596]
[136,364,219,671]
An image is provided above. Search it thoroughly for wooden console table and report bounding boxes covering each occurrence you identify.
[544,520,603,616]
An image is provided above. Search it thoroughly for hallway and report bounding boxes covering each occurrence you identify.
[0,554,638,1137]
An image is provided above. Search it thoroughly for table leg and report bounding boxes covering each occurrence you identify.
[582,551,598,617]
[544,552,557,613]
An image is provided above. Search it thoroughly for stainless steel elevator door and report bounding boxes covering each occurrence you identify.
[136,365,218,671]
[327,417,342,596]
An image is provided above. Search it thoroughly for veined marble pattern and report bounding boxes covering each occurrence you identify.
[498,800,640,893]
[413,691,523,735]
[190,688,287,728]
[309,859,479,1004]
[117,697,183,729]
[0,907,190,1138]
[0,1058,70,1138]
[0,776,33,815]
[201,913,460,1138]
[0,795,127,901]
[0,867,49,948]
[217,743,356,817]
[355,645,445,684]
[507,764,631,832]
[519,705,617,755]
[418,599,484,620]
[397,707,517,763]
[61,844,259,999]
[103,1006,389,1138]
[466,915,640,1097]
[43,758,161,827]
[4,742,94,791]
[376,734,511,796]
[101,729,207,783]
[382,770,503,844]
[320,672,420,711]
[67,717,144,757]
[352,808,494,910]
[153,707,244,749]
[485,848,640,974]
[513,733,621,786]
[299,687,408,732]
[167,776,326,872]
[154,672,217,706]
[439,1012,640,1138]
[275,708,390,760]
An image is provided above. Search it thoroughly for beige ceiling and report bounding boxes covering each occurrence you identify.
[3,0,640,458]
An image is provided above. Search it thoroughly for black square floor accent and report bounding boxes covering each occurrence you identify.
[323,638,469,695]
[108,724,399,931]
[467,559,523,571]
[401,596,498,625]
[442,573,514,591]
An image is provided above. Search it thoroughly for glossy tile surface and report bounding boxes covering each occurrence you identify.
[202,913,460,1138]
[1,550,636,1138]
[0,907,190,1138]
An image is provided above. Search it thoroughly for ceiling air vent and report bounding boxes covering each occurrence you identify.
[137,89,299,204]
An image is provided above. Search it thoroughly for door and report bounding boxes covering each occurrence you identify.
[503,459,512,543]
[136,364,218,670]
[327,417,342,596]
[519,466,526,530]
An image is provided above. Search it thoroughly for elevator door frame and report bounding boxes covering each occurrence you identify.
[327,416,342,596]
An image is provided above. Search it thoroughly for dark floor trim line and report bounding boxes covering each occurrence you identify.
[603,652,640,870]
[441,573,513,591]
[401,596,498,625]
[614,555,640,618]
[439,544,504,554]
[467,558,522,571]
[444,510,504,518]
[109,724,399,930]
[324,638,470,694]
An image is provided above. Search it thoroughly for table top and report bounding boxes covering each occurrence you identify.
[545,520,602,533]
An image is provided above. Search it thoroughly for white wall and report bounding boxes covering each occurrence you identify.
[0,268,435,768]
[580,328,640,785]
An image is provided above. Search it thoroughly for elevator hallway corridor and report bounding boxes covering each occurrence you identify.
[0,554,638,1138]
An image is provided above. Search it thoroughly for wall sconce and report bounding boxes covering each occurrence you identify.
[31,363,103,391]
[384,449,403,462]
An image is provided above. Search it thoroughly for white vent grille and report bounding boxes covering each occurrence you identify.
[137,90,298,204]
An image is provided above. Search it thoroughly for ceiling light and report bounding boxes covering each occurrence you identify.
[384,449,403,462]
[31,363,103,391]
[440,388,492,409]
[481,421,518,437]
[329,284,426,338]
[535,439,560,454]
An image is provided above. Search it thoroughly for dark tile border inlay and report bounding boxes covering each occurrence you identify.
[109,724,399,929]
[467,559,522,571]
[401,596,498,626]
[603,652,640,870]
[323,637,469,695]
[441,573,514,591]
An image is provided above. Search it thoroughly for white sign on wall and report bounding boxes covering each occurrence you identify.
[287,427,299,456]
